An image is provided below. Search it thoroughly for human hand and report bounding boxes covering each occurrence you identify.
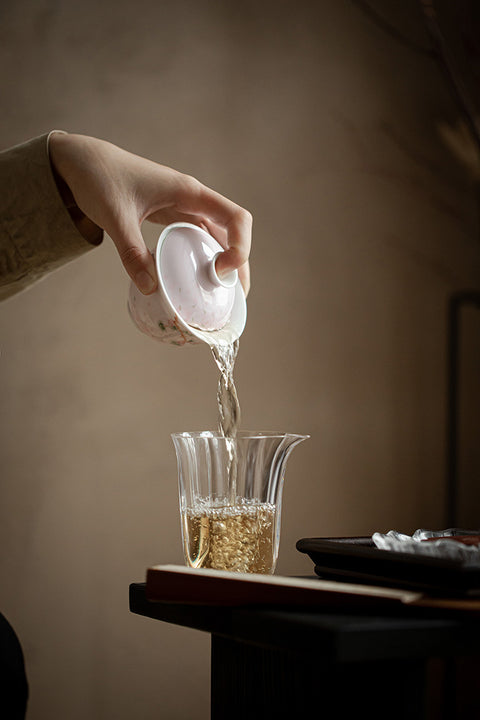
[48,132,252,296]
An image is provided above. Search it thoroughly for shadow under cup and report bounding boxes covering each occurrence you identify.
[172,431,308,574]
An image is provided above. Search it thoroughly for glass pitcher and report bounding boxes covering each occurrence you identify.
[172,431,309,574]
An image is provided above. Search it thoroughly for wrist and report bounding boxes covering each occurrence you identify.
[48,131,103,246]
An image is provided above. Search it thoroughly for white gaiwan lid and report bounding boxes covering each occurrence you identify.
[157,222,239,333]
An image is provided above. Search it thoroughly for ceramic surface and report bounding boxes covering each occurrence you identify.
[128,222,247,346]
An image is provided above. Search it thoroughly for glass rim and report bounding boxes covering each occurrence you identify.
[171,430,310,440]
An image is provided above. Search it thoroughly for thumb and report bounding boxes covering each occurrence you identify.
[109,219,158,295]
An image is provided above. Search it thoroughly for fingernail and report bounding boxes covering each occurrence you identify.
[135,271,157,294]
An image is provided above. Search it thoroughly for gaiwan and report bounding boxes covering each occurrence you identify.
[128,222,246,347]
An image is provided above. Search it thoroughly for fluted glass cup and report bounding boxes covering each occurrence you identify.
[172,431,309,574]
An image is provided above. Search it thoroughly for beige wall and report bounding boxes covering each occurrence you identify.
[1,1,479,718]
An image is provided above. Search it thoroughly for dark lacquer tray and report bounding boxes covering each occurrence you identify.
[296,535,480,597]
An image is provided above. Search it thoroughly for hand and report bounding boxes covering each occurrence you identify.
[48,132,252,296]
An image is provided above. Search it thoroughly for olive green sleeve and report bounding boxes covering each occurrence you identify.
[0,131,103,301]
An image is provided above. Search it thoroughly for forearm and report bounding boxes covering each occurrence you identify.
[0,132,103,301]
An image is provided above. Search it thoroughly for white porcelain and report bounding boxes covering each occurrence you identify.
[128,222,247,346]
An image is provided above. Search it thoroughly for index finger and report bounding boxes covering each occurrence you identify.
[175,179,252,275]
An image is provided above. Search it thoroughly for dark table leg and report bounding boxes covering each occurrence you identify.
[211,634,428,719]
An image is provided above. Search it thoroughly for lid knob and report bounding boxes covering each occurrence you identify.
[208,252,238,289]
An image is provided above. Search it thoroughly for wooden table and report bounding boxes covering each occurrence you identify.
[129,569,480,719]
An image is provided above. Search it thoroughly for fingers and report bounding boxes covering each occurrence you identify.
[173,177,252,276]
[238,261,250,297]
[203,195,252,276]
[215,236,250,278]
[109,217,158,294]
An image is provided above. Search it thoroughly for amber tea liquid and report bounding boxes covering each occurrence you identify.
[182,499,277,574]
